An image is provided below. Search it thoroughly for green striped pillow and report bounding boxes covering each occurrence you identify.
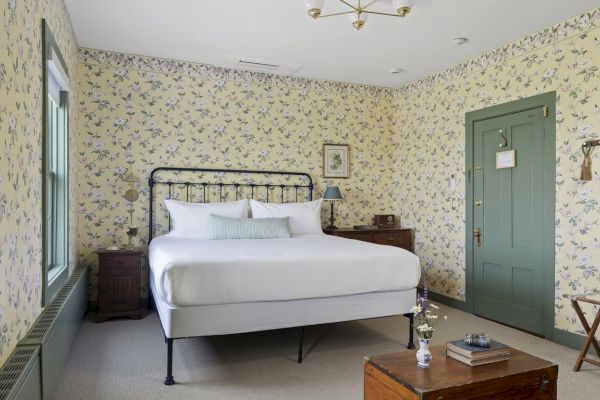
[207,214,291,240]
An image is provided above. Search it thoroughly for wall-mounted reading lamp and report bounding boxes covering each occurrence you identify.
[581,140,600,181]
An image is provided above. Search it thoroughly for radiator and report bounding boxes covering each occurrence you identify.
[0,346,40,400]
[0,266,88,400]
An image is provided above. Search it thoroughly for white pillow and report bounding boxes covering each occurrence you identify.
[250,199,323,236]
[164,199,249,238]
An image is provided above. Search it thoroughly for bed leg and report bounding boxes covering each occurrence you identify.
[165,338,175,385]
[297,326,305,364]
[404,313,415,349]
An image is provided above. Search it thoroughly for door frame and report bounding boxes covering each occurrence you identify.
[465,92,556,339]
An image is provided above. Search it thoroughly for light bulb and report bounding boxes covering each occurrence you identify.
[349,12,368,30]
[305,0,325,19]
[393,0,415,17]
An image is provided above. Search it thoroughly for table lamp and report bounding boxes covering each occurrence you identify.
[323,186,343,230]
[123,173,139,248]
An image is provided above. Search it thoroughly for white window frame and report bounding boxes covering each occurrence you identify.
[43,20,70,305]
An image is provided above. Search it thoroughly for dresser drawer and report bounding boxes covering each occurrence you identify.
[373,231,411,249]
[338,232,375,242]
[325,228,414,252]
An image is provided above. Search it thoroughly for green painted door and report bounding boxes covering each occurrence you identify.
[473,108,546,336]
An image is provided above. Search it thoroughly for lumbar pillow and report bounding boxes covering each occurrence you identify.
[207,214,291,240]
[164,199,249,238]
[249,199,323,236]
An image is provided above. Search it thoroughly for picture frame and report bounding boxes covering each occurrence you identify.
[323,143,350,178]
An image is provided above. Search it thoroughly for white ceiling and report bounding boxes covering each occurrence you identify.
[65,0,598,88]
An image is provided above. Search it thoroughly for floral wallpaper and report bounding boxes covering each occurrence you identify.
[0,0,79,366]
[76,8,600,338]
[0,2,589,367]
[393,8,600,334]
[77,49,397,303]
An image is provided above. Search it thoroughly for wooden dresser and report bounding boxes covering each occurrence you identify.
[96,249,143,323]
[324,227,413,253]
[365,346,558,400]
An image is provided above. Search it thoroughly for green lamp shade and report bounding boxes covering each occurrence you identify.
[323,186,342,200]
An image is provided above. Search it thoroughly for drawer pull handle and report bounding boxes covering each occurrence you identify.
[540,373,549,390]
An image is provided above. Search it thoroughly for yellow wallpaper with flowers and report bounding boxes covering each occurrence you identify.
[76,8,600,339]
[77,49,397,302]
[0,0,79,366]
[393,8,600,335]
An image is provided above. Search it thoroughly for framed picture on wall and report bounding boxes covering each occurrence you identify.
[323,144,350,178]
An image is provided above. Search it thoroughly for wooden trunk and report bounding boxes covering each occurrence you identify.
[364,346,557,400]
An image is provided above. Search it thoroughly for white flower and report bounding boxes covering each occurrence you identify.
[410,305,423,314]
[114,117,126,126]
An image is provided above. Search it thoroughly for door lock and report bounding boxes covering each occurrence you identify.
[474,228,482,247]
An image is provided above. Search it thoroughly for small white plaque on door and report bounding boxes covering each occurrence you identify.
[496,150,516,169]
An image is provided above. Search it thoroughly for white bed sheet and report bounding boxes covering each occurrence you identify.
[149,233,420,307]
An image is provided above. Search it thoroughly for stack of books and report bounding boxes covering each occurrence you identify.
[446,339,510,366]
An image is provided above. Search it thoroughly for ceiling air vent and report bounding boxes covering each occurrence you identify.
[219,55,302,75]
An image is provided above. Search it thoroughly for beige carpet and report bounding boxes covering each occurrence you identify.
[54,304,599,400]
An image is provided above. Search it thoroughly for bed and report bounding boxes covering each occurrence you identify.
[147,167,420,385]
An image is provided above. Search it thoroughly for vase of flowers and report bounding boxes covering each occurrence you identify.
[410,282,443,368]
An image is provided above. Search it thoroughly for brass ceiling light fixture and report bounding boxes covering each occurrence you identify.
[304,0,415,30]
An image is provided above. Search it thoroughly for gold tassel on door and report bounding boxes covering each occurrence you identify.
[580,143,593,181]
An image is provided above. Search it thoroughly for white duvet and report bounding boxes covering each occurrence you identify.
[149,233,421,307]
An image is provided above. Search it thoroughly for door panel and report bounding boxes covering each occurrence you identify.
[473,109,545,336]
[511,123,535,249]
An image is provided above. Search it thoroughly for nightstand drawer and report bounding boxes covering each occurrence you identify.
[101,255,140,269]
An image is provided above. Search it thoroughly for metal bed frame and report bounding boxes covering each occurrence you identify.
[147,166,415,385]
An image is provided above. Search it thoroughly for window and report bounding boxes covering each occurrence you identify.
[43,20,69,305]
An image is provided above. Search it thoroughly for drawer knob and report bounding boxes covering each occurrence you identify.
[540,373,549,390]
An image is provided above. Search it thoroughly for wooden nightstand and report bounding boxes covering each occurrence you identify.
[96,249,143,323]
[324,227,414,253]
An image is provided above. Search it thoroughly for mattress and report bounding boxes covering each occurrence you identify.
[149,233,421,307]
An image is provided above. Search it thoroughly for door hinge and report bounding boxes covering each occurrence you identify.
[543,105,549,117]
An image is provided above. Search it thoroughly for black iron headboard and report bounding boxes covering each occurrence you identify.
[148,167,314,241]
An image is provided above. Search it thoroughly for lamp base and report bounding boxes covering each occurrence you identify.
[325,225,337,230]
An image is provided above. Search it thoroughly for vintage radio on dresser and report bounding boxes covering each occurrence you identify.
[96,249,143,323]
[374,214,395,227]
